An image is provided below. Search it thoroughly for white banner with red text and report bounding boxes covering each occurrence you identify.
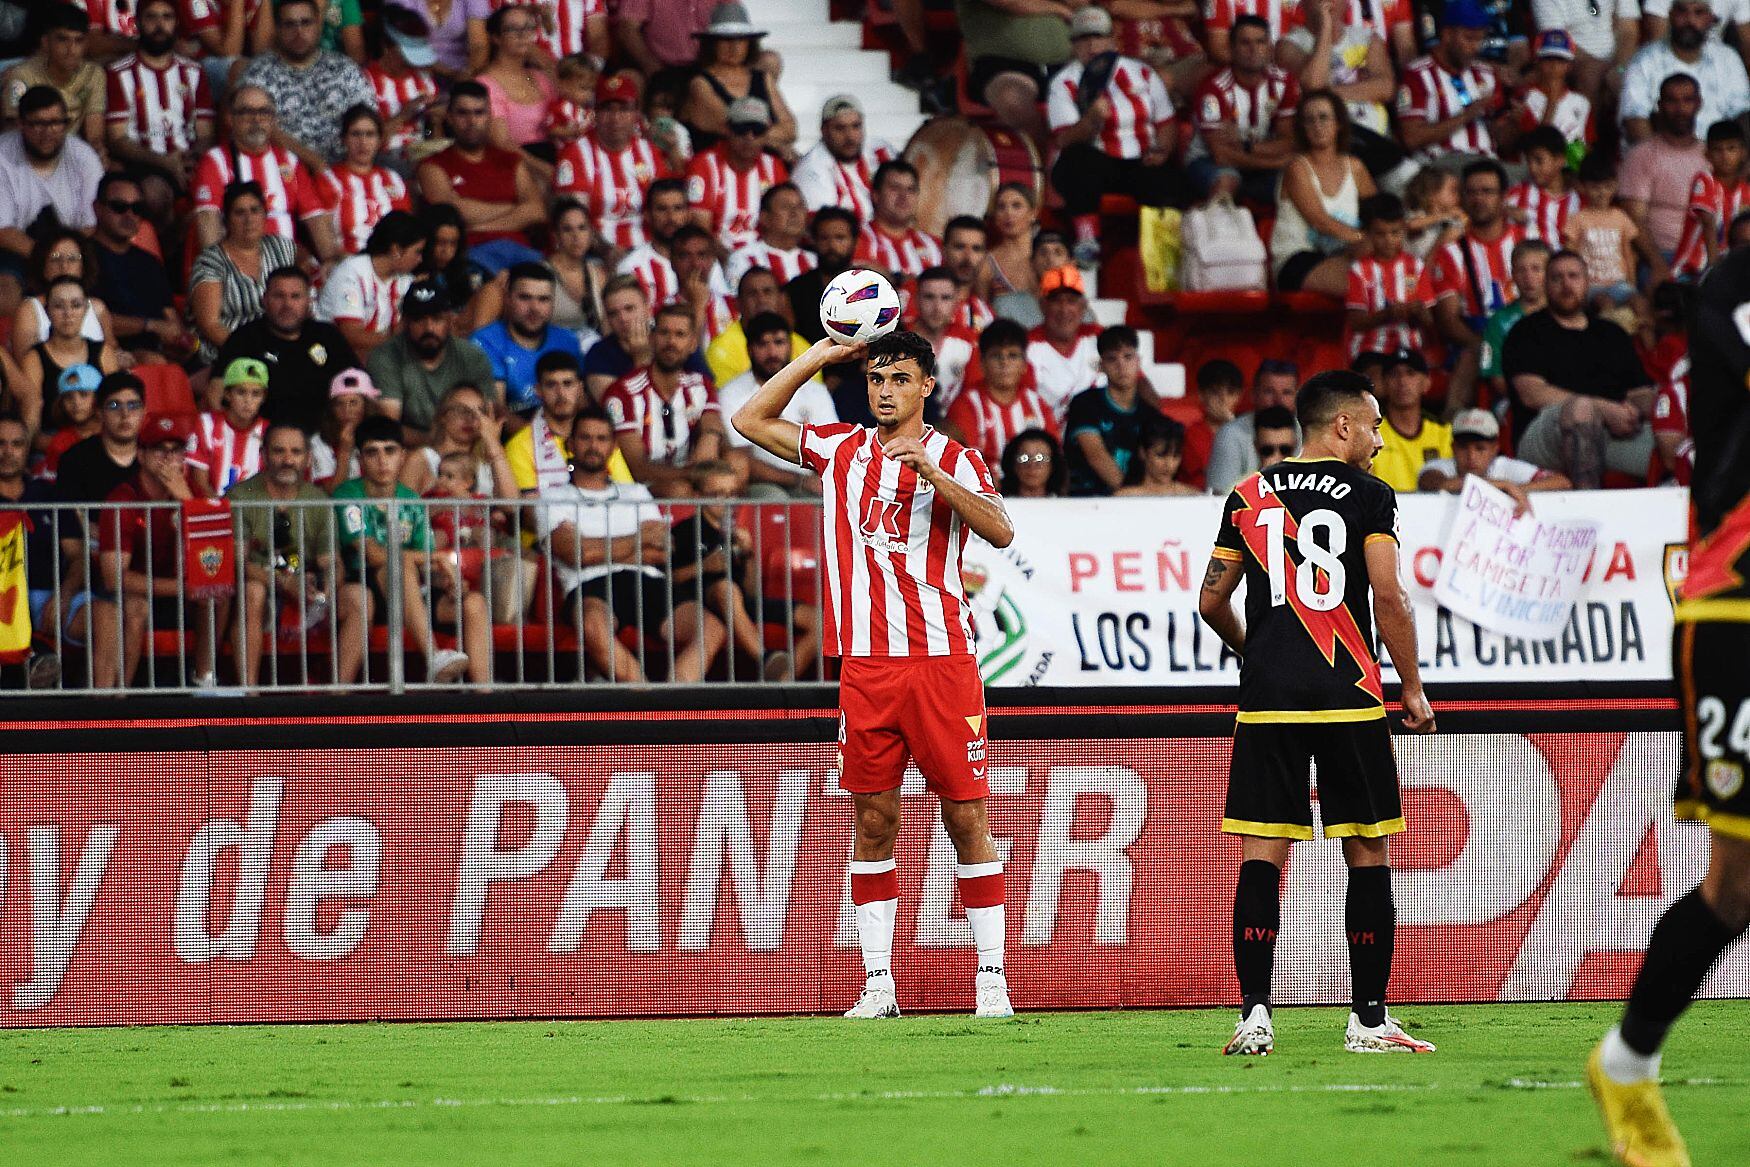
[963,490,1686,687]
[1,734,1743,1026]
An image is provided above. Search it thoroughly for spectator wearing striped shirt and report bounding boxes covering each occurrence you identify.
[556,72,673,263]
[366,6,442,161]
[1504,126,1580,245]
[1345,193,1433,360]
[945,318,1059,468]
[1186,15,1299,205]
[321,106,414,258]
[101,0,214,225]
[685,95,789,254]
[316,211,428,363]
[192,358,271,495]
[1427,158,1523,411]
[791,94,895,222]
[725,182,816,289]
[190,86,341,264]
[1046,7,1182,266]
[1395,0,1517,163]
[602,301,727,497]
[1672,119,1750,279]
[853,159,943,286]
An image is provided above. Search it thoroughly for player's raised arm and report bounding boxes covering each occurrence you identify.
[1365,538,1435,734]
[732,338,866,465]
[1197,554,1246,655]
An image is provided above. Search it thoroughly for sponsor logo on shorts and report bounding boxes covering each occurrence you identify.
[1707,759,1745,801]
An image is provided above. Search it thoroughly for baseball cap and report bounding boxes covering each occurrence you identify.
[382,4,437,68]
[140,412,194,447]
[1039,264,1087,297]
[329,368,380,399]
[1441,0,1493,30]
[402,279,448,321]
[821,94,861,122]
[56,362,102,395]
[596,72,640,107]
[1534,29,1576,61]
[1383,347,1429,374]
[222,356,270,388]
[1069,5,1114,38]
[1451,408,1501,440]
[727,96,772,130]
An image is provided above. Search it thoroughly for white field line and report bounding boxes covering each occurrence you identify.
[1,1077,1743,1121]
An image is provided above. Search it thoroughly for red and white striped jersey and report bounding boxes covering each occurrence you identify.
[956,294,994,332]
[1202,0,1304,38]
[801,423,995,658]
[1345,252,1434,358]
[1398,54,1501,159]
[85,0,137,37]
[189,411,266,492]
[725,240,817,288]
[1652,354,1693,484]
[1428,226,1524,319]
[364,65,438,155]
[602,367,720,466]
[791,140,896,221]
[1516,87,1595,148]
[930,325,978,408]
[315,253,412,332]
[617,243,679,307]
[1672,171,1750,278]
[685,146,789,252]
[945,377,1060,467]
[1026,323,1104,420]
[490,0,606,59]
[1046,54,1175,161]
[855,224,943,282]
[320,165,412,255]
[180,0,266,38]
[543,97,593,140]
[1190,65,1298,159]
[555,132,670,252]
[105,54,213,156]
[1338,0,1410,40]
[192,143,333,241]
[1505,181,1579,244]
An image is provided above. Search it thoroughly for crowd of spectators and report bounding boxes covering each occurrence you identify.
[0,0,1718,690]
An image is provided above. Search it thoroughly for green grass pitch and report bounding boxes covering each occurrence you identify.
[3,1003,1746,1165]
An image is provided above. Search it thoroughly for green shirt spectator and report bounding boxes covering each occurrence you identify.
[1478,300,1528,382]
[332,478,431,579]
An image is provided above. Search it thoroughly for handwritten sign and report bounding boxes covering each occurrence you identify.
[1433,477,1601,639]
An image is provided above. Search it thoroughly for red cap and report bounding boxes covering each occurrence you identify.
[596,72,640,107]
[140,412,195,447]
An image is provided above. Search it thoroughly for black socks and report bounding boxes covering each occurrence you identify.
[1346,865,1394,1028]
[1233,859,1282,1016]
[1621,886,1745,1056]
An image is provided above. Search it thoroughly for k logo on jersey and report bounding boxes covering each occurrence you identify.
[859,496,905,552]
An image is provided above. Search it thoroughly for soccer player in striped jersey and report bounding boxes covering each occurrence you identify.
[732,329,1018,1020]
[1200,370,1436,1057]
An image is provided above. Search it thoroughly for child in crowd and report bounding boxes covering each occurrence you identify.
[1516,30,1593,164]
[312,370,380,493]
[367,4,441,159]
[1403,167,1464,260]
[1506,126,1579,244]
[1672,121,1750,280]
[193,358,270,495]
[946,319,1058,467]
[1564,152,1639,307]
[36,363,101,479]
[1183,358,1243,491]
[1115,414,1199,497]
[645,76,692,170]
[425,452,494,551]
[1346,194,1433,360]
[544,53,599,151]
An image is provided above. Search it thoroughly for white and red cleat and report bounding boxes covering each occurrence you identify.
[1344,1011,1436,1053]
[1223,1004,1274,1056]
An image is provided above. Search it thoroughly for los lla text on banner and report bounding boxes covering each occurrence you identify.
[963,489,1686,687]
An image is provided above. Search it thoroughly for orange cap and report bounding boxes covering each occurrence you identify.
[1039,264,1086,297]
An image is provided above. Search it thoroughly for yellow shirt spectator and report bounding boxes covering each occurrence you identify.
[1374,415,1453,493]
[706,321,809,388]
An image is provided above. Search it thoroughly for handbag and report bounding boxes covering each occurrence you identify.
[1179,196,1267,292]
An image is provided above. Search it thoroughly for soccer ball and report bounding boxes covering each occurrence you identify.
[819,268,902,345]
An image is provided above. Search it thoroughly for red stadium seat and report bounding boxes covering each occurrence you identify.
[135,363,198,419]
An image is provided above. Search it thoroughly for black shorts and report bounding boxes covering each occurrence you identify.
[1675,620,1750,840]
[968,55,1053,104]
[1275,250,1328,292]
[567,571,674,636]
[1223,717,1404,841]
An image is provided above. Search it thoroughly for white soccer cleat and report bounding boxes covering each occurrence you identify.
[844,974,900,1019]
[1223,1003,1274,1056]
[1344,1011,1436,1053]
[974,969,1014,1018]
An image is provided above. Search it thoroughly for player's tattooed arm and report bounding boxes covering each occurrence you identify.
[1197,555,1246,655]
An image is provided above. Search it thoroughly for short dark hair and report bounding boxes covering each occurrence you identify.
[1031,229,1068,257]
[811,205,860,240]
[97,371,145,404]
[1233,13,1271,38]
[364,210,427,256]
[1576,151,1616,184]
[1197,358,1243,393]
[653,302,695,332]
[354,415,403,449]
[759,181,802,213]
[262,421,308,448]
[1521,125,1570,163]
[222,180,265,216]
[95,171,141,204]
[1256,357,1299,385]
[671,223,713,250]
[1134,412,1186,466]
[1293,370,1372,432]
[867,328,936,378]
[1096,324,1138,359]
[507,261,555,288]
[535,350,581,380]
[1707,119,1747,145]
[1359,193,1405,228]
[1547,247,1588,275]
[266,265,311,291]
[944,214,987,242]
[1254,404,1299,435]
[43,4,89,36]
[1659,72,1700,102]
[448,80,489,106]
[646,177,688,207]
[743,310,790,345]
[277,0,319,15]
[1462,157,1509,192]
[978,317,1028,356]
[573,404,613,433]
[17,86,67,121]
[736,265,776,294]
[339,103,383,140]
[871,159,918,193]
[915,264,954,288]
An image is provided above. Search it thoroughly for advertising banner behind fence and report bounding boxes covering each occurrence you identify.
[2,731,1741,1027]
[964,490,1685,686]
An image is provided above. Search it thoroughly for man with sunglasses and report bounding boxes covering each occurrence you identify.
[0,85,102,263]
[1206,358,1302,494]
[686,96,788,255]
[90,173,181,359]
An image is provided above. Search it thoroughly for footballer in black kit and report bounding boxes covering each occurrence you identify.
[1199,371,1437,1057]
[1587,247,1750,1167]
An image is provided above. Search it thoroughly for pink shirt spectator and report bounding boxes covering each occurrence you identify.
[390,0,492,76]
[481,70,555,147]
[1618,135,1709,255]
[615,0,718,69]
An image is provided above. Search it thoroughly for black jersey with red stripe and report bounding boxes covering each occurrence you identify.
[1212,458,1399,719]
[1684,249,1750,613]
